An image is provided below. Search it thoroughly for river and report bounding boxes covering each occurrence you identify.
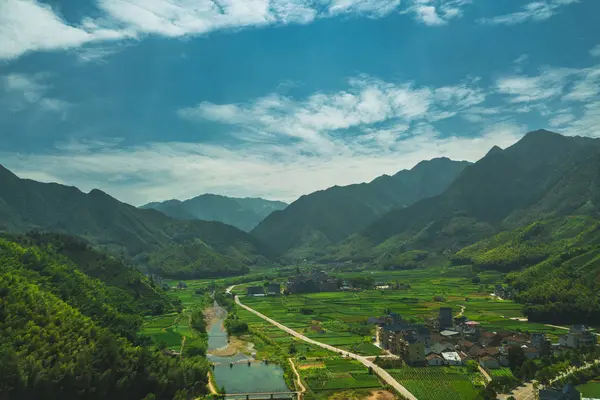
[206,302,292,399]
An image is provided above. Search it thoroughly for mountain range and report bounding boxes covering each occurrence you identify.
[0,165,271,278]
[327,130,600,266]
[251,157,471,259]
[142,194,287,232]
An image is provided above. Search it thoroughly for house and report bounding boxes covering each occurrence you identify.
[559,325,597,349]
[266,283,281,296]
[479,356,501,369]
[439,308,453,330]
[523,346,540,360]
[247,286,265,296]
[441,351,462,365]
[403,333,426,365]
[440,329,460,342]
[480,331,498,346]
[414,326,432,346]
[539,384,581,400]
[531,333,552,355]
[428,342,455,355]
[504,335,528,347]
[286,271,338,294]
[426,354,444,366]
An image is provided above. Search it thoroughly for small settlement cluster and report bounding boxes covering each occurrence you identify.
[245,272,597,372]
[371,309,597,370]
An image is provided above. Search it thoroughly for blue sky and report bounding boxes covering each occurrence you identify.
[1,0,599,205]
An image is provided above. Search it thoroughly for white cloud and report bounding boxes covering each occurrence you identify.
[0,0,130,60]
[1,73,72,116]
[408,0,471,25]
[549,113,575,127]
[1,123,523,205]
[479,0,579,25]
[1,0,474,61]
[591,45,600,58]
[180,76,485,150]
[496,67,578,103]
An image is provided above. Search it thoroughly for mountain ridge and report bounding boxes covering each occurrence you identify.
[0,166,272,278]
[251,157,472,258]
[141,193,288,232]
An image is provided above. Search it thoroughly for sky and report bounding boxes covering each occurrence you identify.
[1,0,600,205]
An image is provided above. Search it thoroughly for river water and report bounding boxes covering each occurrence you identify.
[206,302,292,398]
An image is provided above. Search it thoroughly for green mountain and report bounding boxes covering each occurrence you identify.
[142,194,288,231]
[332,130,600,266]
[0,234,209,399]
[0,166,271,278]
[251,157,471,259]
[449,216,600,325]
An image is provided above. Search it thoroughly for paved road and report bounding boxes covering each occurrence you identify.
[235,295,418,400]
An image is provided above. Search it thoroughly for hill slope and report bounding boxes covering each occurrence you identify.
[0,166,271,278]
[251,157,471,258]
[142,194,287,231]
[0,235,209,400]
[335,130,600,263]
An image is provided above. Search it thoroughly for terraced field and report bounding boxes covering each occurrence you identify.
[237,265,567,349]
[387,366,485,400]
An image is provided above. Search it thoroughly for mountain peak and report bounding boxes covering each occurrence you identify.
[0,164,18,180]
[520,129,564,143]
[485,145,503,157]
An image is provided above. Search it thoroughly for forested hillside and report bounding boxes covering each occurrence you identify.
[0,235,209,400]
[142,194,287,231]
[450,216,600,325]
[328,130,600,266]
[252,157,470,259]
[0,166,271,278]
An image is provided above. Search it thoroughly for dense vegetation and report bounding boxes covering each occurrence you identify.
[142,194,287,232]
[327,131,600,265]
[449,216,600,325]
[0,165,271,278]
[252,158,470,259]
[0,235,210,399]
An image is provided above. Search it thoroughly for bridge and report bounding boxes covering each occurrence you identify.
[217,391,299,399]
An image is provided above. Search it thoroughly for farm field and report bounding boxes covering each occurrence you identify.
[140,287,209,350]
[387,366,485,400]
[299,357,383,399]
[577,381,600,398]
[489,367,515,380]
[237,265,567,347]
[141,313,187,350]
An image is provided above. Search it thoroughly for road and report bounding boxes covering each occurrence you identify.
[289,358,306,399]
[235,295,418,400]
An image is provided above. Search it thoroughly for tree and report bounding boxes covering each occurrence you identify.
[288,343,297,355]
[508,346,526,372]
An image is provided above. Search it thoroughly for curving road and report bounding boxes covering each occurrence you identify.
[235,295,418,400]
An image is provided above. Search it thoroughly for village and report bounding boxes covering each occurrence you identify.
[243,270,599,399]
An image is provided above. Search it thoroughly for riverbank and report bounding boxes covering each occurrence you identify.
[209,335,255,357]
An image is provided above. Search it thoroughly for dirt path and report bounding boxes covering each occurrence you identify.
[478,365,492,383]
[207,372,218,395]
[289,358,306,399]
[235,295,418,400]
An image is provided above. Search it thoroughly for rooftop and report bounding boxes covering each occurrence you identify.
[441,352,461,362]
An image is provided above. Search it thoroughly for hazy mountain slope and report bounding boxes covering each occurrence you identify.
[0,166,271,278]
[338,130,600,262]
[142,194,287,231]
[251,157,471,257]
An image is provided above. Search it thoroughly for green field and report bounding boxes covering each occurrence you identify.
[489,367,515,380]
[387,366,485,400]
[237,265,567,349]
[577,381,600,397]
[140,287,209,350]
[301,358,382,394]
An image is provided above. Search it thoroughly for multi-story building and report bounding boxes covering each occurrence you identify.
[378,314,426,365]
[559,325,597,349]
[439,307,453,331]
